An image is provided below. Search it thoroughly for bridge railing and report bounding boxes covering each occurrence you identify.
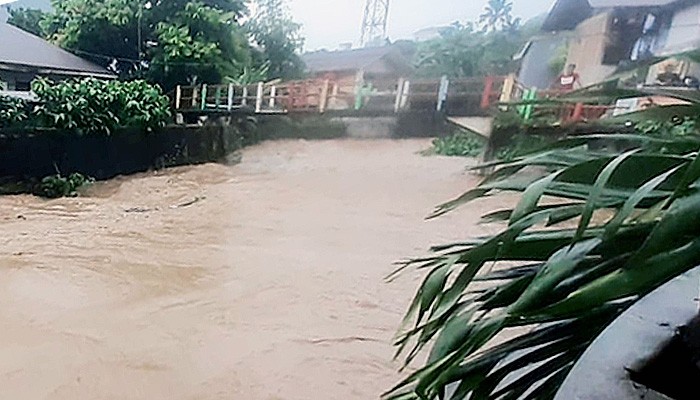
[173,75,511,117]
[510,84,616,123]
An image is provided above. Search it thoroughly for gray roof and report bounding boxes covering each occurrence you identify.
[0,20,114,78]
[302,46,411,74]
[542,0,685,31]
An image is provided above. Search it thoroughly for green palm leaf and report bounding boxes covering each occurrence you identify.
[388,127,700,400]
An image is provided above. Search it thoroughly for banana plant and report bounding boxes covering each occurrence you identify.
[387,92,700,399]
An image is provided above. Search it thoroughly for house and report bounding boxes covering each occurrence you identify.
[520,0,700,87]
[0,10,114,92]
[301,45,413,110]
[302,45,413,85]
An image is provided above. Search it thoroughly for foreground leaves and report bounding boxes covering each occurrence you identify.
[387,132,700,400]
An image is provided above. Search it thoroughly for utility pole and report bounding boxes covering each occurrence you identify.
[360,0,390,47]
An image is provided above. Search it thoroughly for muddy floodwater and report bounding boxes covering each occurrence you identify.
[0,139,514,399]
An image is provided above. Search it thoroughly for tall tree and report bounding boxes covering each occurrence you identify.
[246,0,305,80]
[44,0,251,89]
[414,22,524,78]
[7,7,49,37]
[479,0,520,32]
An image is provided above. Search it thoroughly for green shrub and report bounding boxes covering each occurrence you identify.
[432,130,485,157]
[31,78,171,135]
[496,133,552,161]
[0,95,29,128]
[636,116,697,137]
[34,173,93,198]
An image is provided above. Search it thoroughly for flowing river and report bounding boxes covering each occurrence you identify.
[0,139,513,399]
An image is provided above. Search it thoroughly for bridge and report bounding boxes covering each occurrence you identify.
[172,75,612,138]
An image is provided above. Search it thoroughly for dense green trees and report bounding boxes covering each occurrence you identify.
[246,0,305,80]
[41,0,253,89]
[6,0,304,89]
[413,1,536,79]
[7,7,50,37]
[414,22,527,78]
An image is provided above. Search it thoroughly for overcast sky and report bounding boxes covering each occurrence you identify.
[290,0,553,50]
[0,0,553,50]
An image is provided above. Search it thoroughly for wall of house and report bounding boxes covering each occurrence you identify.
[566,12,618,86]
[659,3,700,55]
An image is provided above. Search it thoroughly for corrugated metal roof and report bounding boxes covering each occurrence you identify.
[0,21,114,78]
[302,46,404,73]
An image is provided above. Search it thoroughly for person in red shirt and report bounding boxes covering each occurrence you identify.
[556,64,582,92]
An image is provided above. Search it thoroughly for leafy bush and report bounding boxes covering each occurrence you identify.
[31,78,171,135]
[0,95,29,128]
[432,130,485,157]
[495,133,552,161]
[636,116,697,137]
[34,173,93,198]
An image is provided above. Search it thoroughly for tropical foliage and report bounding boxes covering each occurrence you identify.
[414,3,541,79]
[0,96,29,128]
[387,90,700,399]
[16,0,304,88]
[30,78,171,134]
[432,131,485,158]
[35,172,93,198]
[7,6,51,37]
[246,0,305,80]
[41,0,251,88]
[1,78,170,134]
[479,0,520,32]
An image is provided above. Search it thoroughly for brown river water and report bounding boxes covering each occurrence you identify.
[0,139,515,399]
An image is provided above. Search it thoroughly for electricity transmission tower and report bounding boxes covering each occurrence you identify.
[360,0,390,47]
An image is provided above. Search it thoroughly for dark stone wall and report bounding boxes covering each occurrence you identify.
[0,125,244,181]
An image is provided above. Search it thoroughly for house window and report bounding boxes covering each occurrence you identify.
[603,13,645,65]
[15,80,32,91]
[604,11,671,65]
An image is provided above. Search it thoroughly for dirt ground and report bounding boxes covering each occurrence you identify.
[0,139,515,399]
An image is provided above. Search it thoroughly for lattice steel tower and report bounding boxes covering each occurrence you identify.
[360,0,390,47]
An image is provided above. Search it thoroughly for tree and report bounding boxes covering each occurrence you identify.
[44,0,251,89]
[246,0,305,80]
[385,87,700,399]
[414,22,524,78]
[7,7,49,37]
[479,0,520,32]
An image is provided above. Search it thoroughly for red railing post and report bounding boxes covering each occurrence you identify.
[571,102,585,122]
[481,76,495,110]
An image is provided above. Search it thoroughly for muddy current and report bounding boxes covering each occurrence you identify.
[0,139,514,399]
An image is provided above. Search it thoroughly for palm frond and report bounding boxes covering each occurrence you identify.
[388,127,700,400]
